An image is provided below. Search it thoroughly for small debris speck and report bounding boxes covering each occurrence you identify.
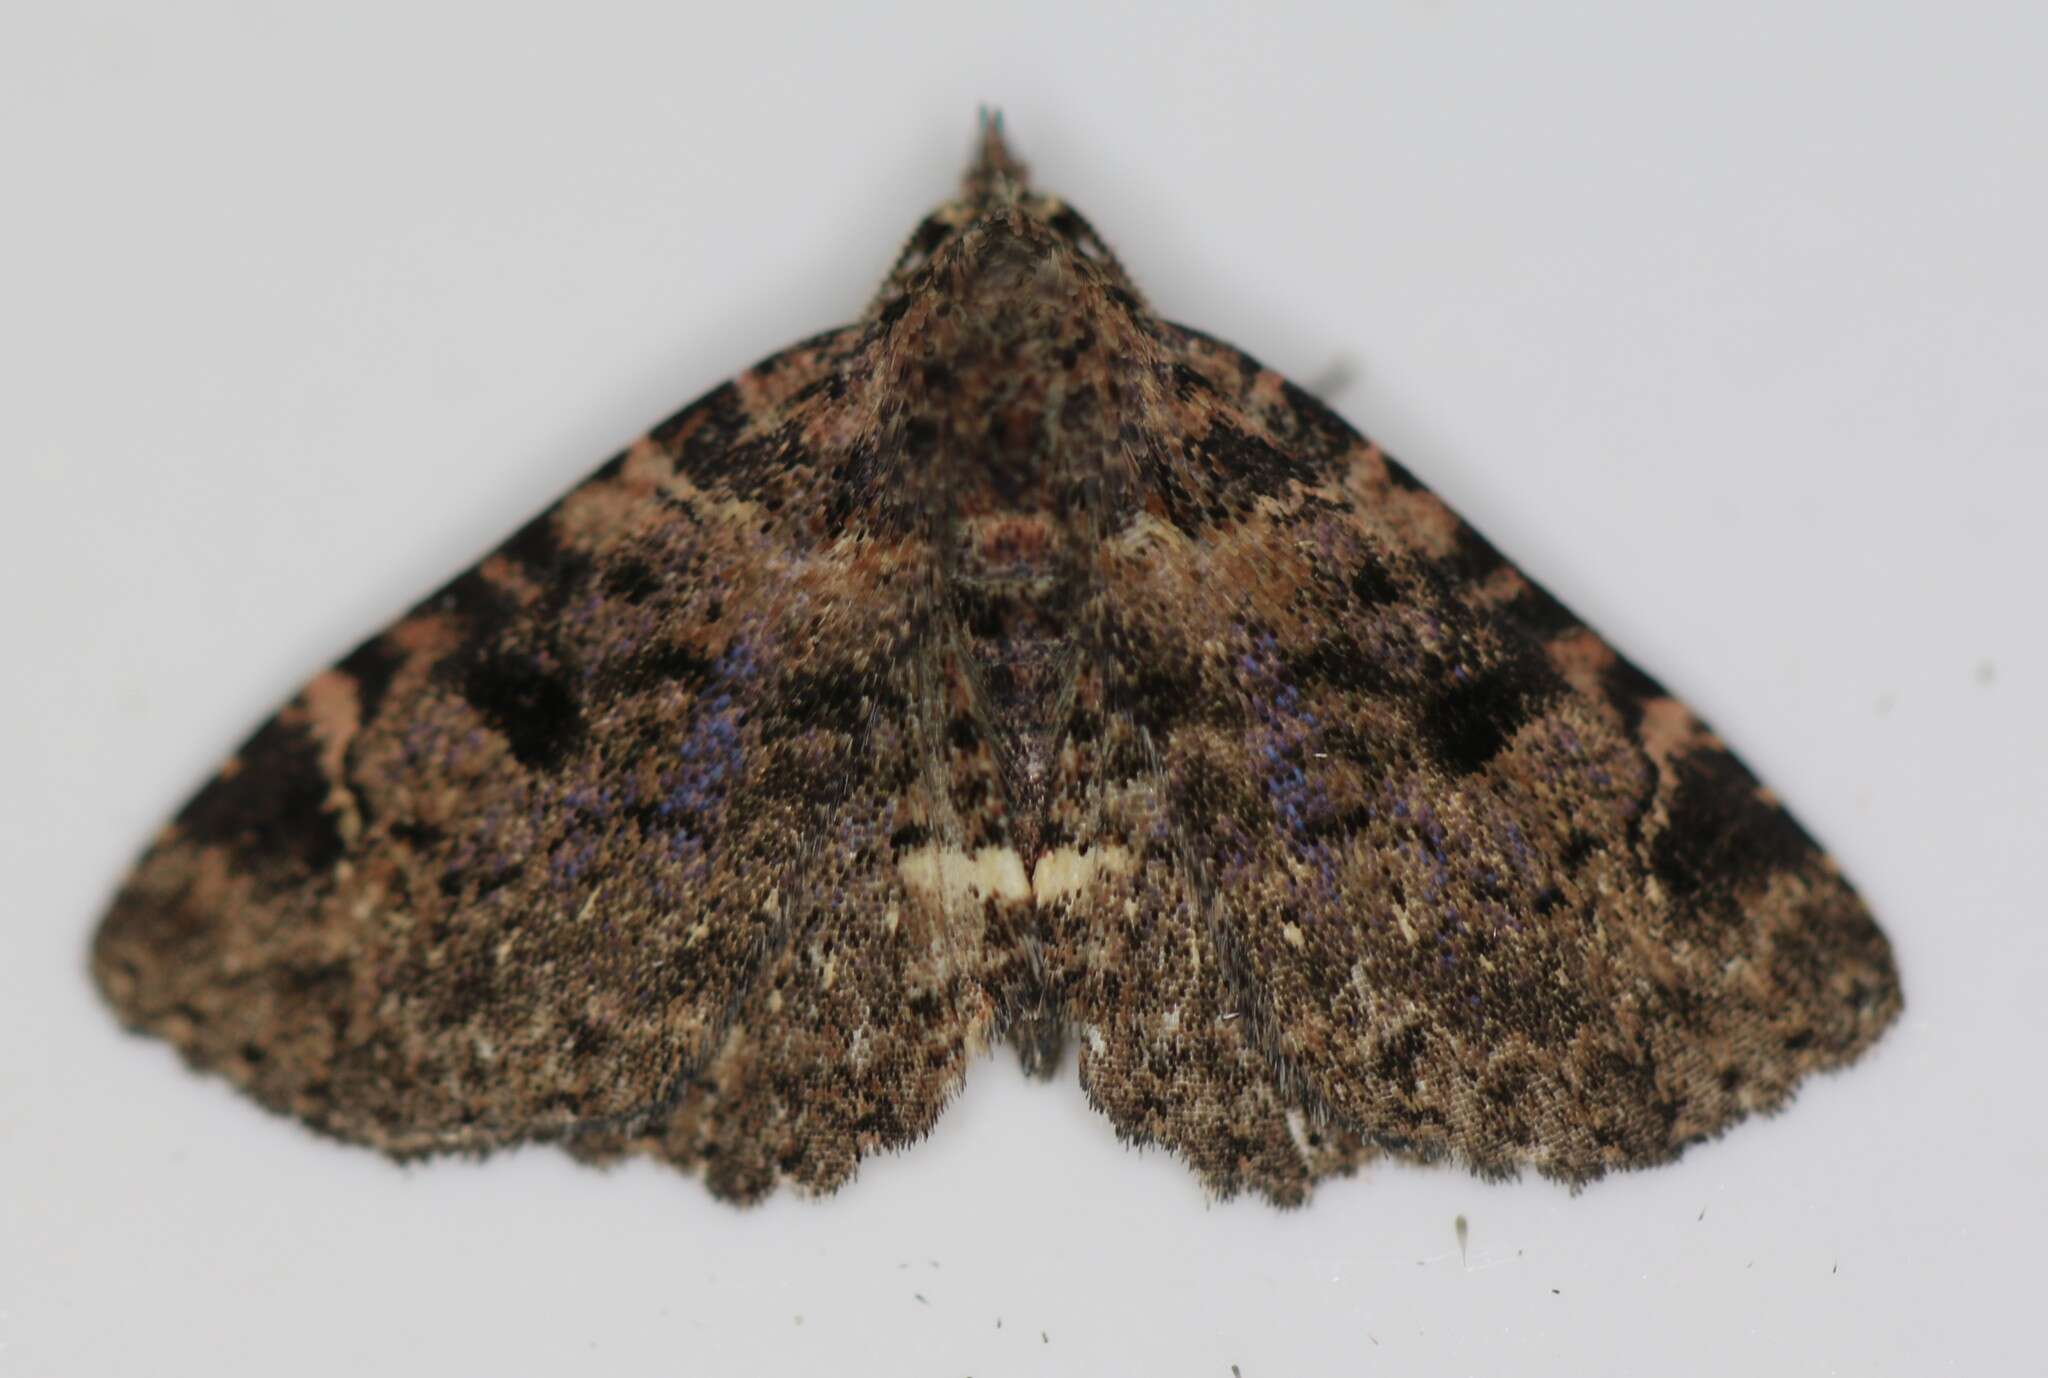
[1976,660,1996,686]
[1455,1214,1468,1263]
[915,1293,928,1305]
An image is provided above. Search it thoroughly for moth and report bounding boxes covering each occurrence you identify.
[93,119,1901,1204]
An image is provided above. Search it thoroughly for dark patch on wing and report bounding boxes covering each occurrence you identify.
[1499,581,1580,642]
[1284,633,1397,699]
[1381,456,1427,493]
[776,666,884,740]
[1133,436,1220,533]
[1169,362,1218,399]
[1601,655,1668,736]
[660,383,791,492]
[1651,749,1818,902]
[1174,751,1261,836]
[501,510,563,575]
[1440,526,1507,586]
[819,440,885,537]
[460,650,585,771]
[599,642,716,697]
[430,568,520,642]
[1272,379,1364,472]
[650,382,737,455]
[1107,629,1210,738]
[601,557,661,603]
[1347,552,1402,609]
[176,716,344,874]
[1182,421,1301,510]
[337,635,406,724]
[1372,1023,1428,1096]
[1418,650,1563,775]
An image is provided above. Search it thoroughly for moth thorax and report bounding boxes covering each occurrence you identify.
[945,509,1084,776]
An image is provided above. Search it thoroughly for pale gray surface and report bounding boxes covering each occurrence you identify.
[3,3,2043,1375]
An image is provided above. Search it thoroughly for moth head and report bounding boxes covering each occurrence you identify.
[866,113,1139,325]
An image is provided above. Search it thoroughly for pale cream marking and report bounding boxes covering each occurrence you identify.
[897,844,1032,904]
[1284,1107,1314,1160]
[1029,844,1136,905]
[896,843,1141,908]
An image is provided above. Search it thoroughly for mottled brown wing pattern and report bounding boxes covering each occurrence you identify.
[94,122,1899,1204]
[1081,324,1901,1183]
[1061,693,1379,1203]
[94,325,999,1169]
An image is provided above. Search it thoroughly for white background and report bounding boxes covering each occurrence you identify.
[4,4,2043,1375]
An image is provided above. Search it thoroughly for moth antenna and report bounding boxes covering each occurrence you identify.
[966,106,1029,204]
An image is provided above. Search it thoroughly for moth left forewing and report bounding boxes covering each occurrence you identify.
[1103,337,1901,1182]
[571,649,1008,1201]
[91,324,999,1167]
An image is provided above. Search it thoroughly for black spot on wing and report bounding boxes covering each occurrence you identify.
[461,651,584,772]
[1651,748,1817,903]
[1348,552,1402,608]
[601,556,661,603]
[1418,647,1564,775]
[1182,421,1302,510]
[337,635,406,724]
[176,716,344,874]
